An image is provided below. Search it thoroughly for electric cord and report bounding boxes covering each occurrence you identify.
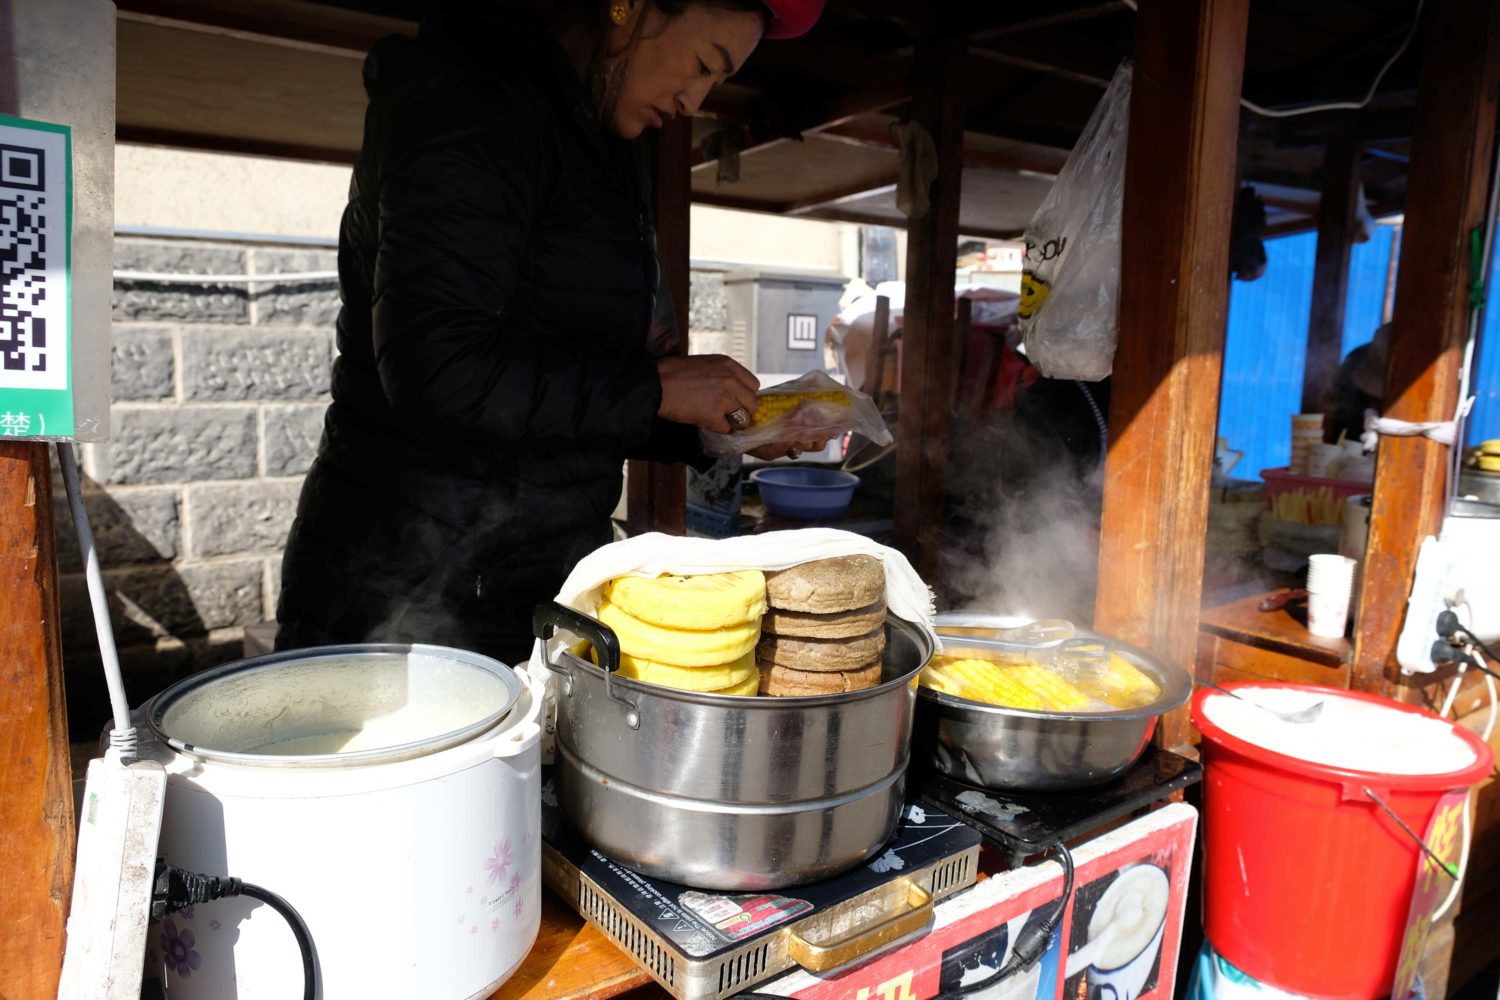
[1119,0,1423,119]
[1428,615,1497,923]
[933,842,1076,1000]
[153,862,317,999]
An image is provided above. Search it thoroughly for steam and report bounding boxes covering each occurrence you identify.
[941,407,1105,624]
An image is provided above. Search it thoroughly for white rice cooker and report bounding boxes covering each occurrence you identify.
[135,644,543,999]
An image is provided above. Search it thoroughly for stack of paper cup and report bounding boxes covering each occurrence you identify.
[1307,442,1343,478]
[1306,553,1357,638]
[1290,414,1325,473]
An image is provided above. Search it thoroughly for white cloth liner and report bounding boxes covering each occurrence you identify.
[538,529,939,659]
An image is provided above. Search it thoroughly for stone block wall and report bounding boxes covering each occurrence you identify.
[61,236,337,734]
[62,247,738,734]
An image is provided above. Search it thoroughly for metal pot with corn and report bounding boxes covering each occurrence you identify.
[913,614,1192,790]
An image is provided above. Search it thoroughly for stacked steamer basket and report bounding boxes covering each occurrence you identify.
[533,552,934,890]
[758,556,889,695]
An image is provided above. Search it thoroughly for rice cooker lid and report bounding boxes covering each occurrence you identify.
[147,643,521,767]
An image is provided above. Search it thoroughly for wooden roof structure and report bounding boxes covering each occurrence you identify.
[6,1,1500,996]
[115,0,1422,236]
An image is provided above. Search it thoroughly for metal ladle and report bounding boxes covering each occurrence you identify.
[1201,680,1325,724]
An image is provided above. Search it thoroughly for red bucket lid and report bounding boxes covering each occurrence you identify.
[1192,681,1493,793]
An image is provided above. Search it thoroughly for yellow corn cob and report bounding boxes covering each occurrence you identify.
[1089,653,1161,709]
[748,391,848,428]
[921,658,1044,710]
[1002,664,1091,711]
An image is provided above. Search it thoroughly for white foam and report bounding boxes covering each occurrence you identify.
[1202,687,1476,776]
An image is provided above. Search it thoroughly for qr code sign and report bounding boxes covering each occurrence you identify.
[0,126,67,394]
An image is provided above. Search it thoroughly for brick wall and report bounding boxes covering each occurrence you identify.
[60,236,337,733]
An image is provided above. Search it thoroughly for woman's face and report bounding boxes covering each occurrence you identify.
[609,3,765,139]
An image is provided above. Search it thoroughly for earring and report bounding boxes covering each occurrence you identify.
[610,3,628,24]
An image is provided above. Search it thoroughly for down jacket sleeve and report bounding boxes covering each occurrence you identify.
[370,83,662,450]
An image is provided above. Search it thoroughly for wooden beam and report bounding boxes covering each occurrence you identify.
[810,208,1023,244]
[0,443,74,1000]
[691,84,909,172]
[116,124,358,166]
[689,191,1024,243]
[117,8,370,59]
[113,0,410,53]
[1301,133,1363,416]
[690,190,788,215]
[814,125,1065,176]
[629,116,692,535]
[1093,0,1250,754]
[968,2,1131,43]
[893,33,966,581]
[786,178,898,215]
[1351,0,1500,695]
[969,44,1112,90]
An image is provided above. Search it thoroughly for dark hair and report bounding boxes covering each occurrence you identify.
[528,0,767,34]
[653,0,768,18]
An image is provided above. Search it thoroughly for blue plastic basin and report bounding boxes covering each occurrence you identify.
[749,467,860,520]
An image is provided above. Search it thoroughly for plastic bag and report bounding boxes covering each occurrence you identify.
[700,369,893,458]
[1019,61,1131,382]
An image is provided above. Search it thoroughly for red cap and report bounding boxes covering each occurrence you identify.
[762,0,823,39]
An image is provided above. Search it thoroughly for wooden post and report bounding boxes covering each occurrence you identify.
[1302,133,1362,419]
[0,442,74,1000]
[893,33,965,581]
[1093,0,1249,752]
[627,116,691,535]
[1351,0,1500,695]
[860,294,892,404]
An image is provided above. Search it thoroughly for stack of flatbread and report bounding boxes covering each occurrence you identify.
[758,555,889,695]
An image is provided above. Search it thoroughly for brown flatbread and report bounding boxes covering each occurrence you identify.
[758,660,884,696]
[765,556,885,615]
[756,628,886,672]
[762,599,887,639]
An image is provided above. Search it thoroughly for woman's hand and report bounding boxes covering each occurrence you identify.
[658,355,761,433]
[748,438,831,461]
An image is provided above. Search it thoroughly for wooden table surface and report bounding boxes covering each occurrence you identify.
[489,889,662,1000]
[1198,590,1352,667]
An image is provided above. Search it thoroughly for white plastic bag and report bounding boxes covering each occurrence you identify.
[1019,62,1131,382]
[699,369,893,458]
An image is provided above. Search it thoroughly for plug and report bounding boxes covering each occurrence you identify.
[1431,640,1481,670]
[1436,610,1462,641]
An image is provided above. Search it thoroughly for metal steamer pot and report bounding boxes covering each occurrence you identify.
[534,603,934,890]
[915,614,1192,791]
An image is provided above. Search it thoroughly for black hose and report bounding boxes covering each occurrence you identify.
[239,881,318,1000]
[154,863,318,999]
[932,841,1075,1000]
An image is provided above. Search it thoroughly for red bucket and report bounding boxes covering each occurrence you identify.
[1193,682,1492,997]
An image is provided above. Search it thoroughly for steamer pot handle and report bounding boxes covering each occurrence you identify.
[532,603,640,730]
[533,602,621,674]
[785,881,933,972]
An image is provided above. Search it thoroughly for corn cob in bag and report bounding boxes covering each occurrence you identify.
[700,369,893,458]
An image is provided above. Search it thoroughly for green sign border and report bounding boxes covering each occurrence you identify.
[0,113,72,439]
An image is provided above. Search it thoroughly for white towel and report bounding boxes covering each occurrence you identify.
[540,528,939,651]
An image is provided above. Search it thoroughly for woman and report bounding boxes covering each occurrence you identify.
[277,0,825,663]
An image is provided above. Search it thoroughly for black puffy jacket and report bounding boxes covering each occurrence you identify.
[277,12,700,664]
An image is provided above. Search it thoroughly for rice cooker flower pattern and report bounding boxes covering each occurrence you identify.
[470,836,529,930]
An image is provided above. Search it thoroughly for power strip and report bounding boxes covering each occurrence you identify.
[57,753,167,1000]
